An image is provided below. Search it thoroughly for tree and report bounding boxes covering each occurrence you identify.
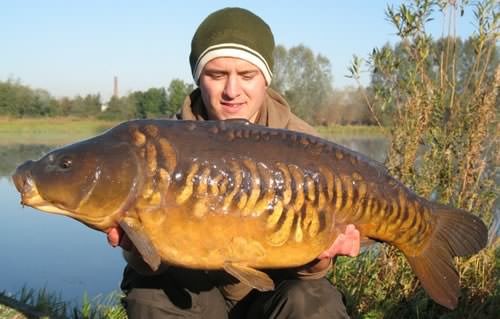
[134,88,168,118]
[99,95,137,120]
[0,80,59,117]
[368,36,499,125]
[56,97,73,116]
[82,94,102,116]
[271,44,334,124]
[67,94,102,117]
[317,87,375,125]
[29,89,57,116]
[166,79,195,117]
[0,80,20,116]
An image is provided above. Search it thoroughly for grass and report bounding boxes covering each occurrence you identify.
[0,117,119,145]
[0,288,126,319]
[331,242,500,319]
[316,124,387,138]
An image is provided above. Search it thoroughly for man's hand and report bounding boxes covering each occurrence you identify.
[299,224,361,274]
[106,226,134,251]
[318,224,360,259]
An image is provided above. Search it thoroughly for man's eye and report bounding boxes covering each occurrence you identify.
[242,73,256,80]
[210,73,224,79]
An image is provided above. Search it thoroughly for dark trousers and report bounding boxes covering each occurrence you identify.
[121,266,350,319]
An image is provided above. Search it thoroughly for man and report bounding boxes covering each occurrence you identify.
[107,7,360,318]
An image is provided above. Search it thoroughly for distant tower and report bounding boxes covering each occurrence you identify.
[113,76,119,98]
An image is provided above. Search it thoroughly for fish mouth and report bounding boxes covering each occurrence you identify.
[12,167,47,208]
[14,173,74,216]
[12,160,35,194]
[13,171,114,230]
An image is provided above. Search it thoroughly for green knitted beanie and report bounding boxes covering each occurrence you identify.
[190,7,275,84]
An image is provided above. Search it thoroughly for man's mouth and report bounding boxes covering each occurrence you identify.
[221,102,245,113]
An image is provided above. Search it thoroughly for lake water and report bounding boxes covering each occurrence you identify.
[0,136,389,305]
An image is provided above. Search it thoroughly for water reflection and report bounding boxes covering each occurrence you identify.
[0,144,53,178]
[1,143,126,305]
[1,136,388,304]
[327,136,389,163]
[0,178,126,305]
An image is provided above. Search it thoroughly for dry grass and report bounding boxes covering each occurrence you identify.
[342,0,499,317]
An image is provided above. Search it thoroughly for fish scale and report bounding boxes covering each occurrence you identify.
[172,157,329,246]
[172,160,326,244]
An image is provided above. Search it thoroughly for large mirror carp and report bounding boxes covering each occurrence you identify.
[12,119,487,309]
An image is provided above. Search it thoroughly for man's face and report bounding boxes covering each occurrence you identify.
[199,57,268,123]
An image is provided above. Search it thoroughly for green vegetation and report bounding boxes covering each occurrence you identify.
[0,288,126,319]
[316,125,387,138]
[0,117,118,145]
[332,245,499,318]
[338,0,499,318]
[101,80,194,120]
[0,117,119,176]
[271,44,334,124]
[0,78,194,121]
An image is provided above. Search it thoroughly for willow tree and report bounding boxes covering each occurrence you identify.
[272,44,334,124]
[338,0,498,317]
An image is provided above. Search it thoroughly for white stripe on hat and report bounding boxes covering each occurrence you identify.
[193,43,273,85]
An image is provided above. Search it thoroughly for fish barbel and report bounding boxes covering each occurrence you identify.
[12,119,487,309]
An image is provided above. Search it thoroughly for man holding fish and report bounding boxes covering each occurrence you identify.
[13,5,486,318]
[108,7,360,319]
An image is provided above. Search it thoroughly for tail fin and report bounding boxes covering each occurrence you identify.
[405,205,487,309]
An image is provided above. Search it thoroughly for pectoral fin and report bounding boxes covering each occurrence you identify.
[119,218,161,271]
[223,262,274,291]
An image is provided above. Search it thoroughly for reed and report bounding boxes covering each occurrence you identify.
[341,0,499,317]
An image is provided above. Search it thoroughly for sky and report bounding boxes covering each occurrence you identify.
[0,1,478,101]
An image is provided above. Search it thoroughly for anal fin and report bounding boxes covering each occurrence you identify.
[119,217,161,271]
[223,262,274,292]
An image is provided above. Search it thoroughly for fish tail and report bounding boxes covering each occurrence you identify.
[404,204,487,309]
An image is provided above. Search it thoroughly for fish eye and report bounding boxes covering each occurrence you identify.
[58,157,73,170]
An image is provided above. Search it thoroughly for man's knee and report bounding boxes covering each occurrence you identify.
[122,288,176,318]
[269,279,350,319]
[122,285,228,319]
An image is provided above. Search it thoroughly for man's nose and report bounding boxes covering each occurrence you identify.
[223,76,241,99]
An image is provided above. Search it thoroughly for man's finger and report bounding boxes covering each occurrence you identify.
[107,227,121,247]
[345,224,361,256]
